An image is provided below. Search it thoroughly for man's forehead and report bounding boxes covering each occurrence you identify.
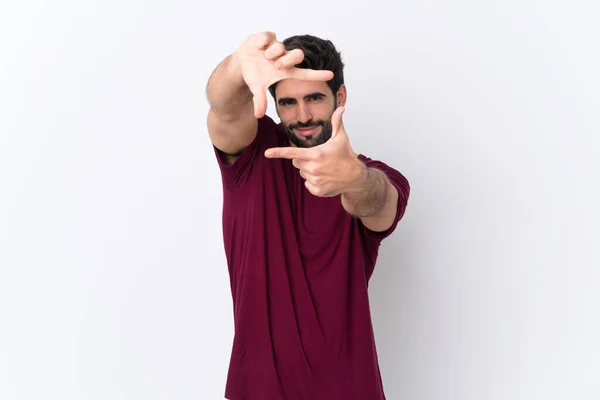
[276,78,331,98]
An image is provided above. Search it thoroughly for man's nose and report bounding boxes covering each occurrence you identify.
[296,103,311,124]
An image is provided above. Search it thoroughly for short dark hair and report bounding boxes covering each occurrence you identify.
[268,34,345,100]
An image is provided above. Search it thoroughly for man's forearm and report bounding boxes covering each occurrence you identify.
[341,164,390,218]
[205,54,253,119]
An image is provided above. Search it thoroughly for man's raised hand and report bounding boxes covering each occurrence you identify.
[234,32,334,118]
[264,107,366,197]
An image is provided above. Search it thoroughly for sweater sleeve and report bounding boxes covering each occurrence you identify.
[357,154,411,243]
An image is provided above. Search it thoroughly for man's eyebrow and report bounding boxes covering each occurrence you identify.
[277,97,295,105]
[303,92,327,100]
[277,92,327,105]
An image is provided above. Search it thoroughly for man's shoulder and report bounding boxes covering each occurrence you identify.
[257,114,288,145]
[357,153,387,169]
[213,114,291,189]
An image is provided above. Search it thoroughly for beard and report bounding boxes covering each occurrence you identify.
[283,118,334,148]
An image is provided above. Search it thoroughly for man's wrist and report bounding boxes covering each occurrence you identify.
[343,156,368,194]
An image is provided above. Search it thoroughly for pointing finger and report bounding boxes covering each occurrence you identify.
[290,67,334,82]
[265,147,314,160]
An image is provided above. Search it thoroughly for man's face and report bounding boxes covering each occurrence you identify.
[275,79,341,148]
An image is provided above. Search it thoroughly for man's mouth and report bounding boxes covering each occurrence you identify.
[294,126,320,137]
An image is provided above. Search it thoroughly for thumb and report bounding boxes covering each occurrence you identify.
[330,106,345,138]
[252,89,267,119]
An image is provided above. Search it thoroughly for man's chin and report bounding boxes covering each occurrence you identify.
[294,134,322,148]
[285,125,331,148]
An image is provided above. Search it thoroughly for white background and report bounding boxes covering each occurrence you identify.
[1,1,599,399]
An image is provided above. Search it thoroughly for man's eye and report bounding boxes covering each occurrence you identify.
[309,95,322,101]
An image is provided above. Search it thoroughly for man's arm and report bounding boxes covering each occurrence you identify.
[263,106,406,233]
[341,164,400,232]
[206,53,257,163]
[206,32,334,164]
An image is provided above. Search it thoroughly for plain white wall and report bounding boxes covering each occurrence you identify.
[1,1,598,399]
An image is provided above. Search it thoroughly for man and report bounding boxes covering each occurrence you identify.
[206,31,410,400]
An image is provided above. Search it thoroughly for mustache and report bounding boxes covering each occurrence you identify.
[288,120,325,130]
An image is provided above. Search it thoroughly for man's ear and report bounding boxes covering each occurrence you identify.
[275,102,281,119]
[336,84,347,107]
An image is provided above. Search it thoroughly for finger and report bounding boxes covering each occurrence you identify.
[290,67,335,82]
[292,158,303,170]
[274,48,304,69]
[304,179,317,194]
[254,31,276,50]
[252,88,267,119]
[265,146,314,160]
[294,159,321,176]
[330,106,345,138]
[299,169,316,181]
[304,180,331,197]
[264,42,286,61]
